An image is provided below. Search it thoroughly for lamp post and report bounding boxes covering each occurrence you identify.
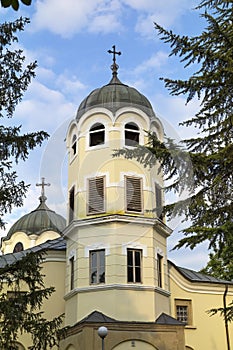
[98,326,108,350]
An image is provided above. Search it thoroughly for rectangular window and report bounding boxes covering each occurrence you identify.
[87,176,105,214]
[70,256,75,290]
[155,183,163,220]
[90,250,105,284]
[175,299,192,325]
[157,254,163,288]
[126,176,142,212]
[69,186,75,223]
[127,249,142,283]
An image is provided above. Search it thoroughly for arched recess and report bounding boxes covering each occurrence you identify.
[112,340,158,350]
[185,347,194,350]
[65,345,76,350]
[13,241,24,252]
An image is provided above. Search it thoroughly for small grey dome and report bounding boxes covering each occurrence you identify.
[4,196,66,241]
[76,74,155,121]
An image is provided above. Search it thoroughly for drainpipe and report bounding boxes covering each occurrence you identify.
[224,284,231,350]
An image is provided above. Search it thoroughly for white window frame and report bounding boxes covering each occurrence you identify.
[127,248,142,283]
[89,123,105,147]
[89,249,105,285]
[124,122,140,147]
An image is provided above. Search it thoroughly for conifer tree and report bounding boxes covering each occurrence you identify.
[0,17,48,228]
[0,18,63,348]
[116,0,233,255]
[0,249,64,349]
[116,0,233,329]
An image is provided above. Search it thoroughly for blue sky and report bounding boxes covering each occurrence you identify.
[0,0,209,270]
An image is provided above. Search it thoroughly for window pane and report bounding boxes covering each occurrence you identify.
[127,250,133,266]
[91,251,97,267]
[155,184,163,220]
[135,250,141,266]
[99,267,105,283]
[127,249,142,283]
[125,131,139,146]
[127,266,133,282]
[90,250,105,284]
[90,130,105,146]
[125,123,139,131]
[135,266,141,282]
[125,123,139,146]
[69,187,75,223]
[90,123,105,146]
[176,305,188,323]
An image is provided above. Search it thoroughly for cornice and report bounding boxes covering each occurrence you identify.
[64,283,170,300]
[63,214,172,238]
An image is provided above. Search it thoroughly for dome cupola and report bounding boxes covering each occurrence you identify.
[76,45,155,121]
[5,195,66,239]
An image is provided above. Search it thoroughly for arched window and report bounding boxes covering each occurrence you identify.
[71,134,77,156]
[89,123,105,147]
[125,122,140,146]
[13,242,24,253]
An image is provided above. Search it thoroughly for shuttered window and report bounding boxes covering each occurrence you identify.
[126,176,142,212]
[157,254,163,288]
[155,183,163,220]
[87,176,105,214]
[69,186,75,223]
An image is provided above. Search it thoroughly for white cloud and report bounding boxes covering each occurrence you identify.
[32,0,122,37]
[134,51,169,74]
[31,0,197,38]
[15,81,73,131]
[56,74,87,96]
[123,0,197,38]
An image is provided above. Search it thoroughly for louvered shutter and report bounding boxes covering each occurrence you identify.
[155,184,163,219]
[126,177,142,212]
[88,177,105,214]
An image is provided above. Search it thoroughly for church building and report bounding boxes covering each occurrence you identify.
[1,47,232,350]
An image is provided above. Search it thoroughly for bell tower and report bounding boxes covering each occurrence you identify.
[64,47,172,326]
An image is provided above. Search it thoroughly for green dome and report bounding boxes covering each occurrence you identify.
[76,74,155,121]
[4,196,66,241]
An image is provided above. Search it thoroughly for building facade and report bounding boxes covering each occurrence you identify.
[1,53,232,350]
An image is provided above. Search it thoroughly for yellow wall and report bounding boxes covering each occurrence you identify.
[169,264,233,349]
[1,230,60,254]
[64,220,170,326]
[66,109,164,222]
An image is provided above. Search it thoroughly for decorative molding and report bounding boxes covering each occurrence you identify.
[122,242,147,257]
[64,283,170,300]
[84,243,110,257]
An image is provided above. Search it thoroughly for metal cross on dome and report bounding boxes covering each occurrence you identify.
[108,45,121,65]
[36,177,50,199]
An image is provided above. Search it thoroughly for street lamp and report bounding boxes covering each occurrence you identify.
[98,326,108,350]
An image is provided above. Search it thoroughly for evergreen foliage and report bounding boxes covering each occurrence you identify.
[116,0,233,325]
[116,0,233,254]
[1,0,31,11]
[200,243,233,281]
[0,250,64,349]
[0,17,49,228]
